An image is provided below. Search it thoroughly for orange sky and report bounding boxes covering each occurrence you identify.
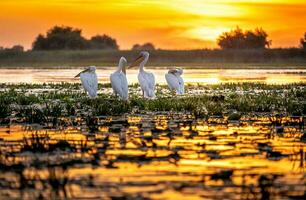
[0,0,305,50]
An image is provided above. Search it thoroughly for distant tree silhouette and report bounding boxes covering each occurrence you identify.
[32,34,48,50]
[11,45,24,52]
[132,44,141,50]
[0,45,24,52]
[32,26,88,50]
[89,34,118,50]
[300,33,306,49]
[32,26,119,50]
[217,27,271,49]
[132,43,155,50]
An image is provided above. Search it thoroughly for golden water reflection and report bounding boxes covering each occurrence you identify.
[0,114,305,199]
[0,68,305,84]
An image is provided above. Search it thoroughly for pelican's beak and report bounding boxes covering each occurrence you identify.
[128,54,144,69]
[168,69,177,74]
[74,68,90,78]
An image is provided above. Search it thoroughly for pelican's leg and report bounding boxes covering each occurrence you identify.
[142,90,144,98]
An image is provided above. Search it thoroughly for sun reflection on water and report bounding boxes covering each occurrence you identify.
[0,68,306,85]
[0,114,305,199]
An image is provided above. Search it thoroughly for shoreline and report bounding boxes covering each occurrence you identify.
[0,63,306,69]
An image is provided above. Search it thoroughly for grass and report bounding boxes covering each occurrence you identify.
[0,49,306,68]
[0,82,305,124]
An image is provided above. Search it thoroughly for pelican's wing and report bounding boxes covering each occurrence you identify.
[165,73,179,91]
[110,72,128,100]
[146,72,155,91]
[138,72,155,98]
[177,76,184,94]
[138,73,149,92]
[80,72,98,98]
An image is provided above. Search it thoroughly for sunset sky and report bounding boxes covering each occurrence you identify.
[0,0,305,50]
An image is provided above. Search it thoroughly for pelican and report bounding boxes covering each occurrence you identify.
[165,68,184,95]
[129,51,155,98]
[110,57,129,101]
[75,66,98,98]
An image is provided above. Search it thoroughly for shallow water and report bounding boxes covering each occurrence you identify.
[0,78,305,199]
[0,68,306,84]
[0,114,305,199]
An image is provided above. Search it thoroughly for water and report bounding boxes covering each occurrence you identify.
[0,114,305,199]
[0,68,305,199]
[0,68,306,84]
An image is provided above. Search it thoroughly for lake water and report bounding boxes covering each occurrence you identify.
[0,68,305,84]
[0,115,305,199]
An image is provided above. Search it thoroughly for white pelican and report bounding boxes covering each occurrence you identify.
[165,68,184,95]
[129,51,155,98]
[110,57,129,101]
[75,66,98,98]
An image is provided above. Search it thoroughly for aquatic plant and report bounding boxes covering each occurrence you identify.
[0,83,305,125]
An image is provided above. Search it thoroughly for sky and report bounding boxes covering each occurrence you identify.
[0,0,305,50]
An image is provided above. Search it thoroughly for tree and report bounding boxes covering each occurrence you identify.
[141,43,155,50]
[300,33,306,49]
[32,34,48,50]
[32,26,120,50]
[217,27,271,49]
[89,34,119,50]
[11,45,24,52]
[32,26,88,50]
[132,43,155,50]
[132,44,141,50]
[0,45,24,52]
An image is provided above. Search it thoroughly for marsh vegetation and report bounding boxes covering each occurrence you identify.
[0,83,305,199]
[1,49,306,68]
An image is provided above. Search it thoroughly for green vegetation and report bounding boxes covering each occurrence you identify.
[301,32,306,49]
[0,84,305,200]
[32,26,119,50]
[0,25,306,67]
[132,43,155,51]
[0,83,305,124]
[0,49,305,68]
[217,27,271,49]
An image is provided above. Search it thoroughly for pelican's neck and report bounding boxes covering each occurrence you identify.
[116,63,123,72]
[117,61,126,74]
[139,54,149,72]
[139,63,145,72]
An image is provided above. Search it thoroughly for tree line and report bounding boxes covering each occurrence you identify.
[32,26,118,50]
[32,26,157,51]
[1,25,306,51]
[217,27,271,49]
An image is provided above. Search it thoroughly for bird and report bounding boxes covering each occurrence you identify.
[110,57,129,101]
[165,68,184,95]
[75,66,98,98]
[129,51,155,98]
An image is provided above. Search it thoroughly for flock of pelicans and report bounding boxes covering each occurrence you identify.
[75,51,184,100]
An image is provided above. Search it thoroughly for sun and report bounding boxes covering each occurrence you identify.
[185,27,230,41]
